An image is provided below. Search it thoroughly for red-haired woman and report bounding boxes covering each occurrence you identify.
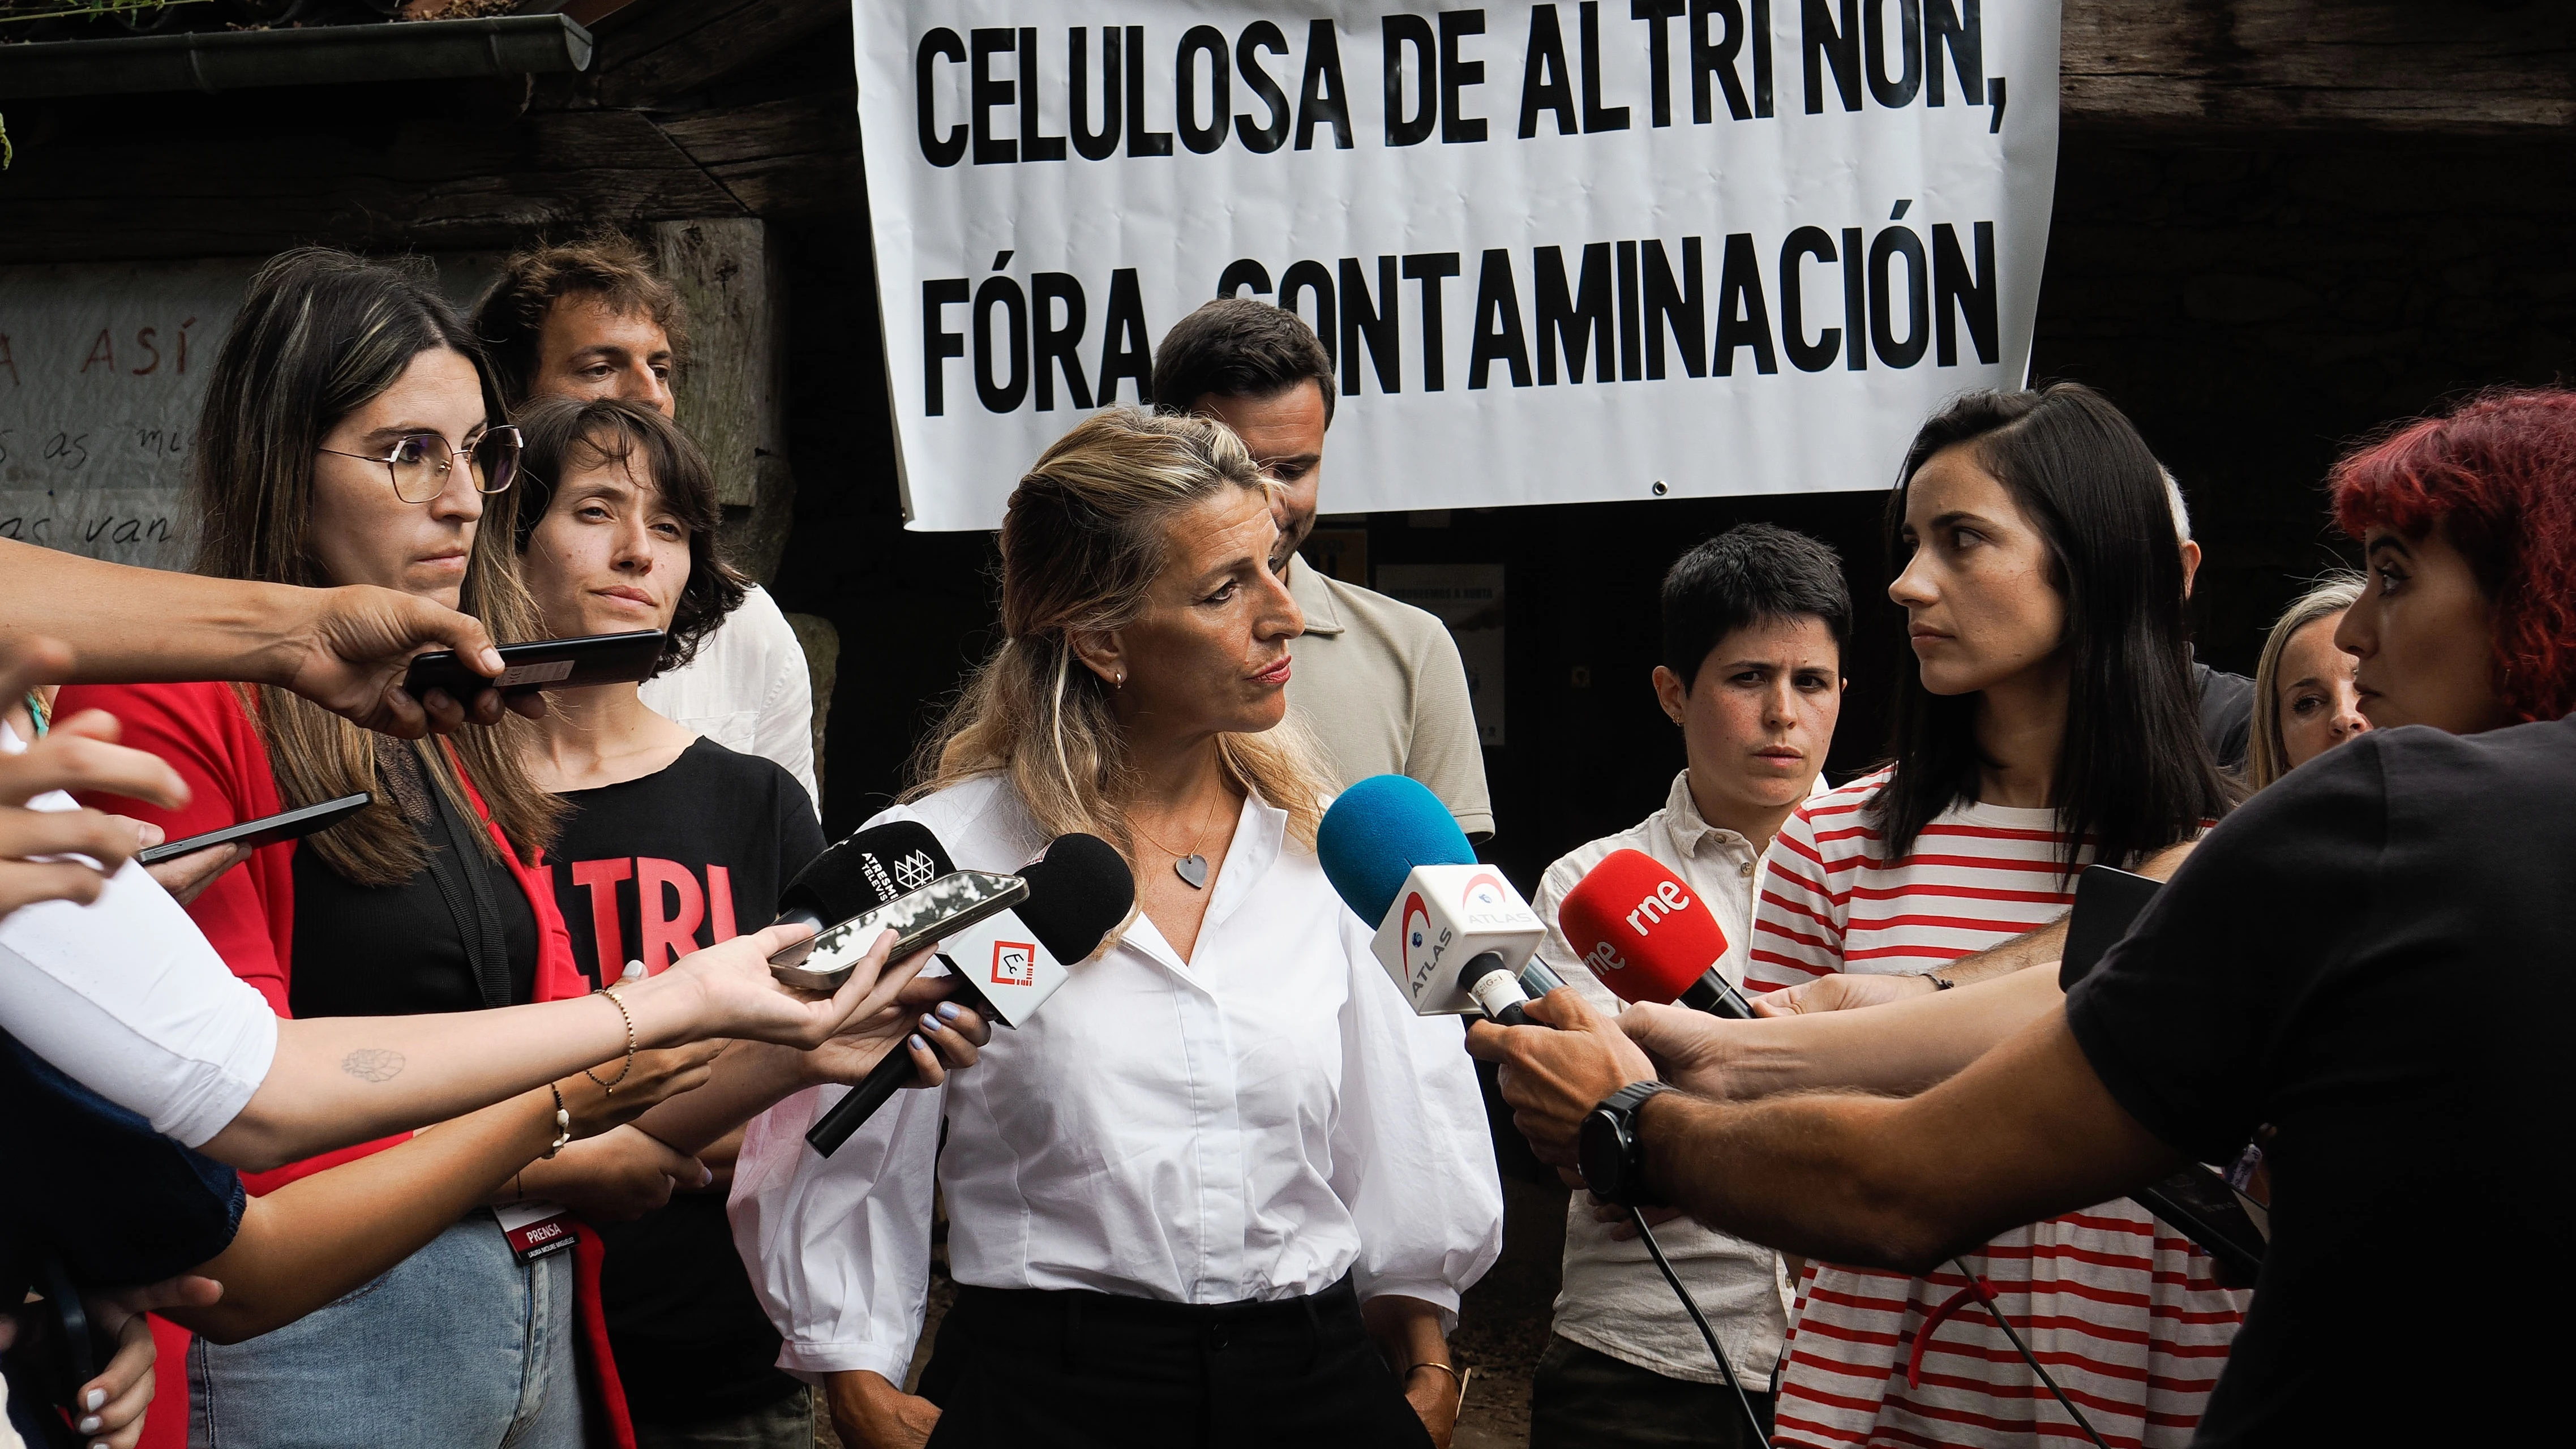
[2330,388,2576,728]
[1466,385,2576,1447]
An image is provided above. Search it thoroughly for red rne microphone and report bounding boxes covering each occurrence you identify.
[1557,849,1758,1019]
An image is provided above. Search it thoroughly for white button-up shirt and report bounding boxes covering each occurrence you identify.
[1531,769,1820,1385]
[729,773,1505,1381]
[638,584,817,802]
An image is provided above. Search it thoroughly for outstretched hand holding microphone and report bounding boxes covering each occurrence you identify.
[1309,778,1771,1438]
[796,825,1137,1156]
[614,821,1014,1166]
[1458,846,1754,1172]
[1306,781,1735,1172]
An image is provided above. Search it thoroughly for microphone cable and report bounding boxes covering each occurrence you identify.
[1945,1258,2109,1449]
[1631,1207,1772,1447]
[1631,1223,2111,1449]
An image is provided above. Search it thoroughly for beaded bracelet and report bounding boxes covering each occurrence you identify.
[585,983,636,1094]
[542,1082,572,1158]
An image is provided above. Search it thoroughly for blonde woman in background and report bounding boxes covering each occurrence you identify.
[2246,575,2371,790]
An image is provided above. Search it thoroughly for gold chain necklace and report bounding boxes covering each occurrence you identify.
[1129,785,1225,890]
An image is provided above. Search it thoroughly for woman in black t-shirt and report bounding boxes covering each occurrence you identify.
[509,396,983,1446]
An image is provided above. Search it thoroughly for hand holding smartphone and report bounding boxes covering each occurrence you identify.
[402,631,665,701]
[135,792,372,866]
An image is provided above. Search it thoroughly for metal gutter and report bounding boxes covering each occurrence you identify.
[0,14,593,100]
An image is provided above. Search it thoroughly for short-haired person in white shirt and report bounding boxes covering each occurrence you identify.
[730,409,1503,1449]
[1525,524,1847,1449]
[474,237,818,799]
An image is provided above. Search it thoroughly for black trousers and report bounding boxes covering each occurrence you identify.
[916,1275,1433,1449]
[1529,1334,1776,1449]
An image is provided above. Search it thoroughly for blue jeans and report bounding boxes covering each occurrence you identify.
[190,1212,583,1449]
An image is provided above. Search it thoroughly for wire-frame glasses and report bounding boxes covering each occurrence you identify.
[318,426,522,505]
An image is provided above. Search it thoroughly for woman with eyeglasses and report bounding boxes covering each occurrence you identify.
[58,248,650,1449]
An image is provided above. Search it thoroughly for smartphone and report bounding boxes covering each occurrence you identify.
[2132,1164,2268,1283]
[35,1257,108,1421]
[769,870,1030,991]
[401,630,665,701]
[135,792,372,865]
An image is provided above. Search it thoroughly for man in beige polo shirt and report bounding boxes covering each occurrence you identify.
[1152,300,1492,838]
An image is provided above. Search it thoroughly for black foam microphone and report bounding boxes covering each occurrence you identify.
[774,821,954,936]
[805,833,1135,1156]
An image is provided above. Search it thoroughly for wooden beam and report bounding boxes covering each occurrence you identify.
[651,93,864,220]
[653,217,796,581]
[0,104,744,263]
[580,0,847,110]
[2063,1,2576,137]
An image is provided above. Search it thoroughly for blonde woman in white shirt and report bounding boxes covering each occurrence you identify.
[1526,524,1848,1449]
[731,409,1502,1449]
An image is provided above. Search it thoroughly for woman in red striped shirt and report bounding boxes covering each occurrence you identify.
[1743,385,2243,1448]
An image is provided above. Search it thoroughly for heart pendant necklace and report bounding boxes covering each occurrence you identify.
[1133,787,1224,891]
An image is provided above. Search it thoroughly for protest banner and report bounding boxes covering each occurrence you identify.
[852,0,2059,529]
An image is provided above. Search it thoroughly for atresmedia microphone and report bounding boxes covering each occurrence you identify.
[774,820,952,937]
[1557,848,1759,1018]
[804,830,1135,1156]
[1316,774,1557,1023]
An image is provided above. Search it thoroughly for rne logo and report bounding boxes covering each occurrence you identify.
[1623,880,1691,934]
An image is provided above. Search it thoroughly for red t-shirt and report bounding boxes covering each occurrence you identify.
[56,681,296,1013]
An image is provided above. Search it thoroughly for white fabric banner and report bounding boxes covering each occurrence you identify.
[852,0,2059,531]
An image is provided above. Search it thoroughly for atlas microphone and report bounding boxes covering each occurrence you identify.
[804,831,1135,1157]
[1557,848,1759,1019]
[1317,775,1545,1024]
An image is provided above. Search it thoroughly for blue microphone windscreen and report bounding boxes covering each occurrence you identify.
[1316,775,1476,926]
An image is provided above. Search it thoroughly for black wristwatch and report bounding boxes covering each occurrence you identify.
[1576,1081,1671,1207]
